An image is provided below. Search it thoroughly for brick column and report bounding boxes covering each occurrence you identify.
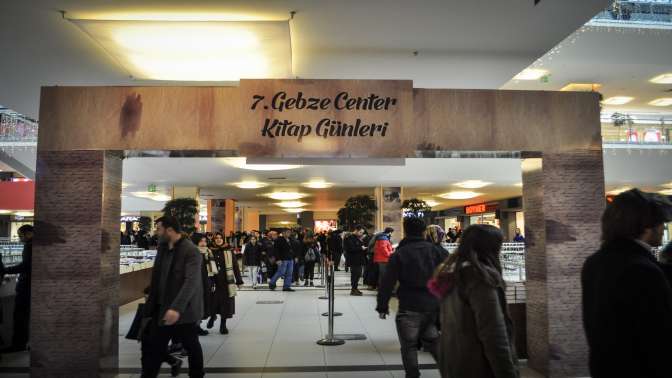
[31,150,122,377]
[522,149,605,377]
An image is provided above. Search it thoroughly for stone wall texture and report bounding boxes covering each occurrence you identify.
[31,150,122,377]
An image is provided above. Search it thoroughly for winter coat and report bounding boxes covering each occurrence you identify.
[582,238,672,378]
[344,234,367,266]
[209,245,244,318]
[373,234,394,263]
[439,264,518,378]
[274,237,294,261]
[243,242,263,266]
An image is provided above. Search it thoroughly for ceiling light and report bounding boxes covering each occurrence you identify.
[454,180,492,189]
[650,73,672,84]
[560,83,602,92]
[423,200,441,207]
[265,192,307,201]
[132,191,172,202]
[649,98,672,107]
[222,158,301,171]
[513,68,548,81]
[14,211,34,217]
[275,201,307,208]
[283,208,305,213]
[659,189,672,196]
[438,191,482,200]
[233,181,268,189]
[303,180,333,189]
[606,187,631,195]
[70,19,291,81]
[121,182,131,189]
[602,96,634,105]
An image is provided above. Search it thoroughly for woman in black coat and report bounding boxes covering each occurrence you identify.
[243,235,263,289]
[207,232,243,334]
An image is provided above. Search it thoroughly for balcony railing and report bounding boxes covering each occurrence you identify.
[0,108,38,144]
[591,0,672,26]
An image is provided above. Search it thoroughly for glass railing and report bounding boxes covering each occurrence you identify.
[0,108,38,144]
[591,0,672,25]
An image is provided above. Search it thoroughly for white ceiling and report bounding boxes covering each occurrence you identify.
[0,0,610,119]
[502,24,672,114]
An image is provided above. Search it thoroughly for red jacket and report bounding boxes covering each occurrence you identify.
[373,238,393,263]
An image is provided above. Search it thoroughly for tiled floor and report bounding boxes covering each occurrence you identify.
[0,271,544,377]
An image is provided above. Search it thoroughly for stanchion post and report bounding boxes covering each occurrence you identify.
[319,257,328,300]
[317,261,345,346]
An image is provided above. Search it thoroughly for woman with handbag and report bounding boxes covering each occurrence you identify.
[207,232,243,335]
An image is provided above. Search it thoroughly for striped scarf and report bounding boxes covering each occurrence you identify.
[223,249,237,298]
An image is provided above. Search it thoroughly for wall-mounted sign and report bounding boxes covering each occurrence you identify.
[465,203,498,215]
[120,216,140,222]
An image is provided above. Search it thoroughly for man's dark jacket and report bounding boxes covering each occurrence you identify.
[582,238,672,378]
[344,234,367,266]
[377,236,448,313]
[144,237,203,325]
[5,239,32,296]
[274,237,294,261]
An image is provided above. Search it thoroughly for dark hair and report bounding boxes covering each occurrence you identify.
[602,188,672,243]
[353,225,365,232]
[384,227,394,234]
[18,224,34,234]
[403,216,426,237]
[190,233,206,245]
[156,216,181,233]
[450,224,504,288]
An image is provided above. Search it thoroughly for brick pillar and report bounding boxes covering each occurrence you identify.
[522,149,605,377]
[31,150,122,377]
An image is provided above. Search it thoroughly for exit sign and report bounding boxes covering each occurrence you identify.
[147,184,157,192]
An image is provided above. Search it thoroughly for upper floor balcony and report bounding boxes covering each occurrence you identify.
[591,0,672,27]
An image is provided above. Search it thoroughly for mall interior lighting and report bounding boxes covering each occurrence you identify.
[438,191,482,200]
[222,157,302,171]
[283,208,305,213]
[601,96,634,105]
[275,201,307,208]
[659,189,672,196]
[650,73,672,84]
[513,68,548,81]
[265,192,307,201]
[70,18,292,81]
[233,181,268,189]
[0,210,12,214]
[649,98,672,107]
[560,83,602,92]
[454,180,492,189]
[514,182,523,187]
[131,191,172,202]
[302,180,333,189]
[423,200,441,207]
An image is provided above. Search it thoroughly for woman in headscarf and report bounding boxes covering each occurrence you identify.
[207,232,243,334]
[426,225,446,248]
[191,233,216,336]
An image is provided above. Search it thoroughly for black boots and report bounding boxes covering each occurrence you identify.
[206,315,216,329]
[220,319,229,335]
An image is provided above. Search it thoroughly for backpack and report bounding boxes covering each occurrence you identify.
[305,247,317,262]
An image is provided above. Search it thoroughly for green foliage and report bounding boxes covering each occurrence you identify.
[401,198,432,218]
[162,197,199,235]
[337,195,378,231]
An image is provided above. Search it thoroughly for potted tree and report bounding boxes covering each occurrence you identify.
[162,197,199,234]
[337,195,378,230]
[402,198,432,218]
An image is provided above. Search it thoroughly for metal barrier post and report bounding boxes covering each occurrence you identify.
[319,258,328,300]
[317,262,345,346]
[322,260,342,316]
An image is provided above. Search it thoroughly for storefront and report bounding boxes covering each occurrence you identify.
[465,202,500,228]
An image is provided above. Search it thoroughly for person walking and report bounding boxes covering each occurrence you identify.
[377,217,447,378]
[207,232,243,335]
[291,231,305,285]
[191,233,217,336]
[243,235,263,289]
[0,225,33,354]
[269,229,295,292]
[328,230,344,271]
[373,227,394,289]
[429,224,518,378]
[582,188,672,378]
[141,216,205,378]
[344,225,367,296]
[303,235,318,286]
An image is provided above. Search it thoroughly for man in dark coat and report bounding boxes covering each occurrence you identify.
[269,229,295,291]
[344,225,367,296]
[327,230,344,271]
[1,224,33,353]
[582,188,672,378]
[141,216,204,378]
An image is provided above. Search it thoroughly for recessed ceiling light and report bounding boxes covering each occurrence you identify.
[560,83,602,92]
[601,96,634,105]
[233,181,268,189]
[275,201,307,208]
[265,192,307,200]
[222,158,301,171]
[283,208,305,213]
[303,180,333,189]
[659,189,672,196]
[606,186,631,195]
[650,73,672,84]
[649,98,672,107]
[70,19,291,81]
[132,191,172,202]
[438,191,482,200]
[423,200,440,207]
[454,180,492,189]
[513,68,548,81]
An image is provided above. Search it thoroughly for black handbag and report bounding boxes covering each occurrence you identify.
[125,302,145,340]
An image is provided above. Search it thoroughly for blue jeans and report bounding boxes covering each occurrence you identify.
[270,259,294,289]
[395,310,439,378]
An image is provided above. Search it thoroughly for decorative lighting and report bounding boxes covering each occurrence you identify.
[70,19,291,81]
[649,98,672,107]
[601,96,634,105]
[302,180,333,189]
[606,187,631,196]
[438,191,482,200]
[560,83,601,92]
[222,158,301,171]
[233,181,268,189]
[132,191,172,202]
[513,68,549,81]
[650,73,672,84]
[275,201,307,208]
[265,192,307,200]
[514,182,523,187]
[454,180,492,189]
[283,208,305,213]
